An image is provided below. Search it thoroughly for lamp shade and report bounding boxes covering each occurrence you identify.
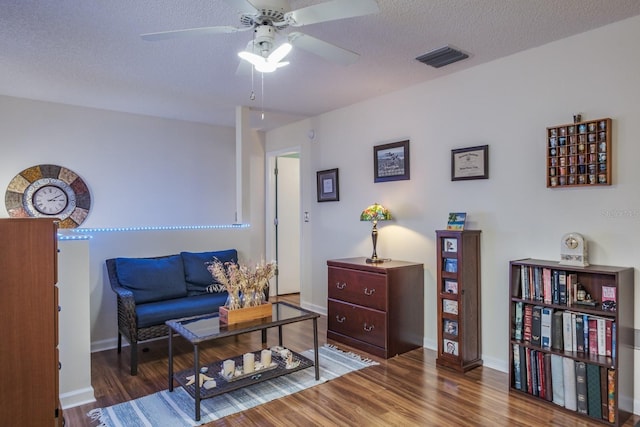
[360,203,392,222]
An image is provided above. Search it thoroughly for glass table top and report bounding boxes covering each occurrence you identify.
[167,301,318,343]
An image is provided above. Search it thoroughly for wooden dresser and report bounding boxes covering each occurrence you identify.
[0,218,63,425]
[327,258,424,358]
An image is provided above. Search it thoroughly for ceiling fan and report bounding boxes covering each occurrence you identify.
[141,0,380,72]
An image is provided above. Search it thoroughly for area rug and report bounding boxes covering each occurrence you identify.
[88,344,377,426]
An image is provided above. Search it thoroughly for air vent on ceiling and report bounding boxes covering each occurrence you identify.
[416,46,469,68]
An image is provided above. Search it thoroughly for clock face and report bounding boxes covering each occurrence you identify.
[5,164,91,228]
[565,236,579,249]
[32,185,69,215]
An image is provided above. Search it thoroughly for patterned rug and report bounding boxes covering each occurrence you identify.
[88,344,377,426]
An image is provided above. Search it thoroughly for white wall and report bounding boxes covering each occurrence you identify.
[0,96,267,348]
[266,14,640,408]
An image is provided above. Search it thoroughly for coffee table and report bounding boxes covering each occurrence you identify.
[166,301,320,421]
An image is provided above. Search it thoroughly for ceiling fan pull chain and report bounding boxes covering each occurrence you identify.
[261,72,265,120]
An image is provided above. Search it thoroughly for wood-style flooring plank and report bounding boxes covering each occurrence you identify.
[63,294,638,426]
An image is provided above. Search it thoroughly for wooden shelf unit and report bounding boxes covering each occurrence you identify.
[435,230,482,372]
[547,117,611,188]
[508,258,634,426]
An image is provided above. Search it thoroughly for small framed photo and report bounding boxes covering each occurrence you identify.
[601,285,616,312]
[443,319,458,336]
[446,212,466,231]
[443,299,458,315]
[444,338,459,356]
[316,168,339,202]
[451,144,489,181]
[444,258,458,273]
[443,238,457,253]
[444,280,458,294]
[373,140,410,183]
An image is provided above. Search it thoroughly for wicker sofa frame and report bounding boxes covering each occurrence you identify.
[106,257,173,375]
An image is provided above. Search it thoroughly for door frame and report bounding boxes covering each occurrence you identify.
[265,147,301,297]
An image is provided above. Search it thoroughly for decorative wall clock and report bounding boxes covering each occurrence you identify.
[5,164,91,228]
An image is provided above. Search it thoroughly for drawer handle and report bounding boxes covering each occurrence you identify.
[336,315,346,323]
[336,282,346,290]
[363,288,375,296]
[363,323,375,332]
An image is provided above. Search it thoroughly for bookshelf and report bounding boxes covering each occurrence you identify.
[435,230,482,372]
[509,259,634,426]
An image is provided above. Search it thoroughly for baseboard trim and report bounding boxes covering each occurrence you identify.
[60,386,96,409]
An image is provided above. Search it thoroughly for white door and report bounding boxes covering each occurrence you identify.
[274,155,300,295]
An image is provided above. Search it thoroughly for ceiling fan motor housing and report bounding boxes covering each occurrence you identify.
[253,25,277,56]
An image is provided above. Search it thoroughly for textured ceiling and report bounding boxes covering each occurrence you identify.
[2,1,640,130]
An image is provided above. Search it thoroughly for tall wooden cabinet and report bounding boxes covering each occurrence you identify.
[436,229,482,372]
[327,258,424,358]
[0,218,63,426]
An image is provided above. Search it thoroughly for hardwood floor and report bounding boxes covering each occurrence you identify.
[64,294,638,426]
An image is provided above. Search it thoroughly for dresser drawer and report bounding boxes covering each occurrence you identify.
[328,266,387,311]
[328,300,387,348]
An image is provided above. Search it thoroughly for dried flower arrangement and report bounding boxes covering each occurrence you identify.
[207,259,276,310]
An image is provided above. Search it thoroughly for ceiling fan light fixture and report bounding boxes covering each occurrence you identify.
[238,41,292,73]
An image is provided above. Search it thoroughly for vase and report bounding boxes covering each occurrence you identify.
[225,292,242,310]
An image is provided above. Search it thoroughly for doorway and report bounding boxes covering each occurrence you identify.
[266,150,301,296]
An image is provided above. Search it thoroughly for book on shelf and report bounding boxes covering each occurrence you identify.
[536,351,545,399]
[588,319,598,356]
[607,369,616,423]
[525,348,532,394]
[567,273,578,306]
[586,363,602,419]
[543,352,553,401]
[558,271,567,305]
[562,357,577,411]
[605,320,612,357]
[575,315,585,352]
[524,305,533,343]
[540,307,553,349]
[514,301,523,341]
[518,345,527,394]
[530,349,538,397]
[512,344,522,390]
[562,311,573,352]
[612,322,616,361]
[550,354,564,406]
[570,312,577,352]
[542,268,552,304]
[597,317,606,356]
[575,361,588,415]
[582,314,589,354]
[551,310,564,351]
[531,306,542,347]
[600,366,609,421]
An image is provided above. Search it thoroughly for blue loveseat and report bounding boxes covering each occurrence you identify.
[106,249,237,375]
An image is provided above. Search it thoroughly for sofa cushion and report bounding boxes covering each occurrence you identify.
[115,255,187,304]
[135,292,229,328]
[180,249,238,295]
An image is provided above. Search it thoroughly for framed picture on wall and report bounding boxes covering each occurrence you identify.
[316,168,339,202]
[451,144,489,181]
[374,140,410,183]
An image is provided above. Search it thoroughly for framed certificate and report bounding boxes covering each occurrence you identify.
[451,145,489,181]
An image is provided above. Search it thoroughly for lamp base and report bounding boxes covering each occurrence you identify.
[366,257,385,264]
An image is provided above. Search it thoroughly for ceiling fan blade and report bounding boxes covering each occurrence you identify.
[222,0,259,16]
[285,0,379,27]
[141,26,244,41]
[288,32,359,65]
[268,43,292,64]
